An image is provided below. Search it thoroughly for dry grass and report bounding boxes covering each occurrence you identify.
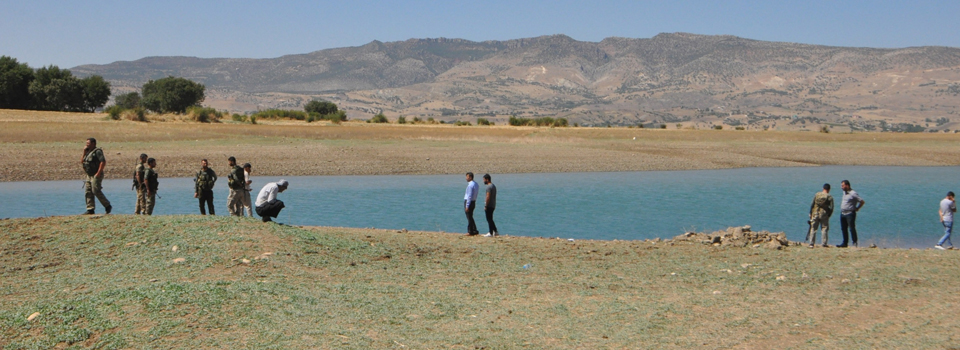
[1,215,958,349]
[3,109,960,181]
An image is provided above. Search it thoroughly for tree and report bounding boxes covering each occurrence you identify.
[114,92,141,109]
[304,100,338,115]
[141,76,205,114]
[80,75,111,112]
[0,56,35,110]
[29,65,84,111]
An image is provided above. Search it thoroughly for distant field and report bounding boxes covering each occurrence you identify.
[1,215,957,348]
[2,109,960,182]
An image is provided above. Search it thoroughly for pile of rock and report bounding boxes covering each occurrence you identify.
[673,225,792,249]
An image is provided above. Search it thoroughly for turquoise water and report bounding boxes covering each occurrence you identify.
[1,166,956,248]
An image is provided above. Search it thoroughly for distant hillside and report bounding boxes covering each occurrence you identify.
[73,33,960,131]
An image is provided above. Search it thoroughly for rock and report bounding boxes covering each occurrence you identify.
[125,242,139,247]
[27,312,40,322]
[172,258,186,264]
[241,259,251,264]
[712,291,722,295]
[776,275,786,281]
[765,240,784,250]
[172,245,178,252]
[802,273,810,279]
[742,225,751,232]
[869,244,878,248]
[841,279,851,284]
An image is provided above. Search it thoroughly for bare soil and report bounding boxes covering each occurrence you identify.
[2,109,960,182]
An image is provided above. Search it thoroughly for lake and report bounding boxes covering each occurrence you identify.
[1,166,955,248]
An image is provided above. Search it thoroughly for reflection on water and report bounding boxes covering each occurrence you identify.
[1,166,956,248]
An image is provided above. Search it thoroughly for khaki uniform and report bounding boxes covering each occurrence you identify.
[807,191,834,246]
[82,148,111,212]
[143,167,159,215]
[135,162,147,214]
[226,165,246,216]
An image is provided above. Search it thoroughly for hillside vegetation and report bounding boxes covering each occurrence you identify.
[2,215,959,348]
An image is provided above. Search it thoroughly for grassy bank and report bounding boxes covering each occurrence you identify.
[1,215,958,348]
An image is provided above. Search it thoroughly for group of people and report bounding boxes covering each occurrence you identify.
[81,138,288,223]
[463,172,498,237]
[807,180,954,249]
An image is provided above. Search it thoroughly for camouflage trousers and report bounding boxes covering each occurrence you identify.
[807,214,830,246]
[135,186,146,214]
[85,175,111,212]
[227,188,244,216]
[144,191,156,215]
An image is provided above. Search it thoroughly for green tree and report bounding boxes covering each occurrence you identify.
[141,76,205,113]
[304,100,338,115]
[114,92,141,109]
[80,75,111,112]
[0,56,35,110]
[29,65,84,111]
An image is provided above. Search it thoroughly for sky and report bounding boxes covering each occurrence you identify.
[2,0,959,69]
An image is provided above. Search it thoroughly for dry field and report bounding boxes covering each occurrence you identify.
[2,215,958,349]
[2,109,960,182]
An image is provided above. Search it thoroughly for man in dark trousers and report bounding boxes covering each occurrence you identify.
[256,179,288,223]
[463,172,480,235]
[81,138,112,215]
[838,179,865,247]
[194,159,217,215]
[482,174,499,237]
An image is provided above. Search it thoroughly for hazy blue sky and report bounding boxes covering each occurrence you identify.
[3,0,958,68]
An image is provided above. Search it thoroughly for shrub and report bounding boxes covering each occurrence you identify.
[820,125,830,133]
[509,116,568,127]
[713,125,723,130]
[413,117,422,123]
[122,107,147,122]
[659,124,667,129]
[304,100,338,115]
[735,126,745,130]
[105,105,124,120]
[231,113,247,123]
[370,113,389,123]
[454,120,472,126]
[251,109,306,121]
[324,110,347,124]
[249,115,256,124]
[477,118,492,126]
[427,117,435,124]
[114,92,141,109]
[141,76,205,114]
[397,116,406,124]
[185,106,222,123]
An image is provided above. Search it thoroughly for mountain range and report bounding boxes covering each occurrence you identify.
[72,33,960,131]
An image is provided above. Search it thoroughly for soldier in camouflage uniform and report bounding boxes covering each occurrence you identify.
[81,138,112,215]
[134,153,148,214]
[225,156,246,216]
[143,158,159,215]
[194,159,217,215]
[807,183,834,247]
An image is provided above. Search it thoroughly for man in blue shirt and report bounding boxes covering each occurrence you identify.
[937,191,956,250]
[464,172,480,235]
[838,179,865,248]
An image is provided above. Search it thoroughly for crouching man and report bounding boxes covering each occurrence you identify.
[255,179,288,222]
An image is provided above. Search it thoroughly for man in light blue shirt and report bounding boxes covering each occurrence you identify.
[464,172,480,235]
[937,191,956,249]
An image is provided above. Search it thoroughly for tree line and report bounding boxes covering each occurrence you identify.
[0,56,110,112]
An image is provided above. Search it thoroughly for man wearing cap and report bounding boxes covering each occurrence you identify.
[241,163,253,217]
[807,183,834,247]
[226,156,246,216]
[256,179,288,223]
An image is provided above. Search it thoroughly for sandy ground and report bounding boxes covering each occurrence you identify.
[2,109,960,182]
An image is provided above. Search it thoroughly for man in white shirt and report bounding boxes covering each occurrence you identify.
[464,172,480,235]
[256,179,288,223]
[241,163,253,217]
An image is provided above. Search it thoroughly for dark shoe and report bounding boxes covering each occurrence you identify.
[105,205,112,214]
[836,244,848,248]
[262,216,272,222]
[83,210,95,215]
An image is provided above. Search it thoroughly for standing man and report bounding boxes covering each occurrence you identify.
[482,174,499,237]
[936,191,956,250]
[806,183,833,247]
[134,153,148,215]
[226,156,246,216]
[255,179,288,223]
[143,158,159,215]
[194,159,217,215]
[838,179,865,248]
[80,138,112,215]
[464,172,480,235]
[241,163,253,217]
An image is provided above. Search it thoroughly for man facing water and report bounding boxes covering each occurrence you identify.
[81,138,112,215]
[807,183,833,247]
[838,179,865,248]
[464,172,480,235]
[936,191,956,250]
[256,179,288,223]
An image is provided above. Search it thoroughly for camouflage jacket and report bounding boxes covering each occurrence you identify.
[195,168,217,193]
[810,191,834,218]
